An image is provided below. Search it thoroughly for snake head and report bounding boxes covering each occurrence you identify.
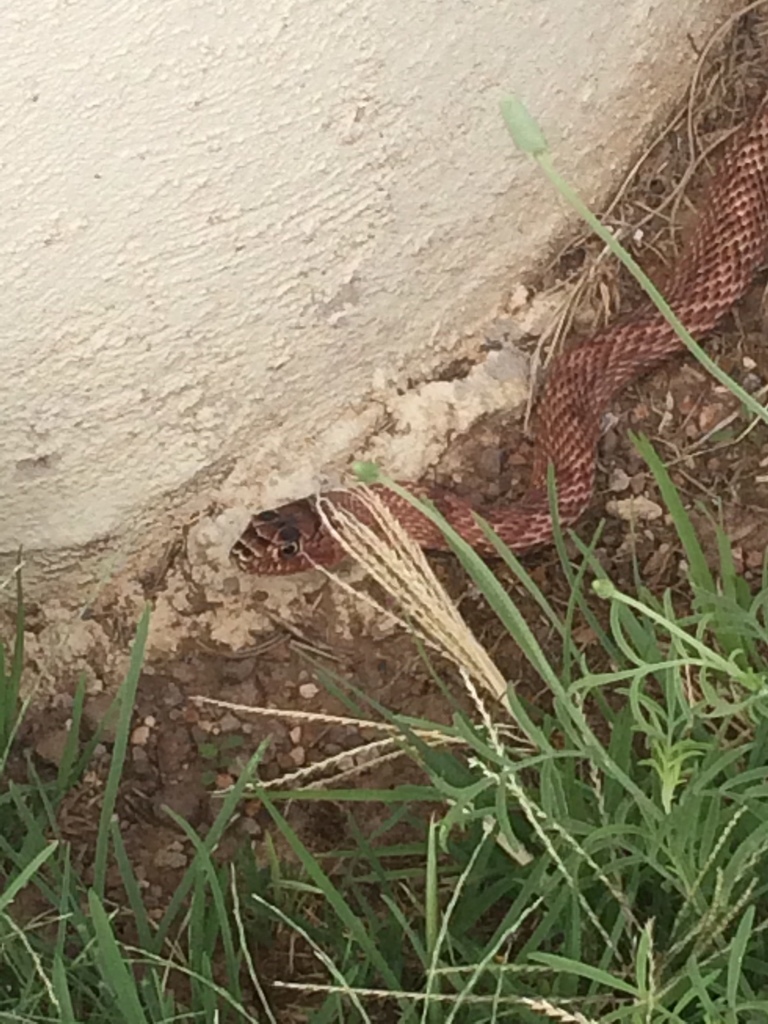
[230,500,344,575]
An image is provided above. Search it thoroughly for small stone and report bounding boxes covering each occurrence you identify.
[289,746,306,767]
[324,725,361,749]
[476,447,502,480]
[630,471,646,495]
[218,713,241,733]
[143,715,157,728]
[82,693,120,744]
[131,746,151,771]
[600,429,619,456]
[35,728,71,767]
[155,776,205,825]
[697,402,729,435]
[161,681,184,706]
[298,682,319,700]
[289,726,302,745]
[153,848,188,870]
[130,725,151,746]
[608,468,630,493]
[631,402,650,423]
[606,496,664,523]
[215,773,234,790]
[183,706,200,725]
[746,549,764,570]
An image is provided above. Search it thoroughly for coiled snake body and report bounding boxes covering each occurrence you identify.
[232,99,768,576]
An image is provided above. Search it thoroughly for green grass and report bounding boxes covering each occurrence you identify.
[2,98,768,1023]
[253,451,768,1023]
[0,601,277,1023]
[3,442,766,1022]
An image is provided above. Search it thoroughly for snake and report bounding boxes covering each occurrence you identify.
[231,97,768,576]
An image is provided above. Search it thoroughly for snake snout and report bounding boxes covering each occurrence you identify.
[230,501,323,574]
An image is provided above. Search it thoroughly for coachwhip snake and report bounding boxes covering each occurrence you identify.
[232,98,768,576]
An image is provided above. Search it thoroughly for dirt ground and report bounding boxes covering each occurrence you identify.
[7,3,768,1010]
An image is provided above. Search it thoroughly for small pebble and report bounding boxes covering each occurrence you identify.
[746,549,764,570]
[299,682,319,700]
[34,728,71,767]
[697,403,729,434]
[289,746,306,767]
[606,496,663,523]
[608,468,630,493]
[82,694,120,743]
[161,682,184,706]
[130,725,151,746]
[630,471,646,495]
[289,726,302,744]
[153,848,188,870]
[601,430,619,456]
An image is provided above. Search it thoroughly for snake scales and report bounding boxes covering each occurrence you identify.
[232,97,768,576]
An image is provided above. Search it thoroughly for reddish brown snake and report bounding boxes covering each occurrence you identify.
[232,98,768,576]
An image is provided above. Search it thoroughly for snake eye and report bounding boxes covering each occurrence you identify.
[256,509,280,522]
[280,542,300,558]
[278,525,301,543]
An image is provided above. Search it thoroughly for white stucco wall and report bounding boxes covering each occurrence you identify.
[2,0,734,560]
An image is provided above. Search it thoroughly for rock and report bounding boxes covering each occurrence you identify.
[82,693,120,743]
[156,727,194,779]
[289,745,306,767]
[35,728,71,767]
[606,496,663,523]
[131,746,151,770]
[630,471,646,495]
[608,468,630,493]
[153,846,188,870]
[130,725,151,746]
[161,681,184,706]
[154,773,206,826]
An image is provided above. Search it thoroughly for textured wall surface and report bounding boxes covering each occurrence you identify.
[1,0,732,555]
